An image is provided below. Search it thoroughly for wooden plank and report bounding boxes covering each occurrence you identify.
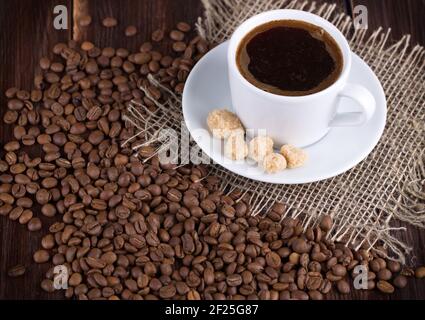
[0,0,73,299]
[0,0,204,300]
[350,0,425,45]
[346,0,425,300]
[73,0,203,53]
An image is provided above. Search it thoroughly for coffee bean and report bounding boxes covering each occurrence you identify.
[41,177,58,189]
[5,87,18,98]
[139,42,152,53]
[317,279,330,294]
[393,275,407,289]
[27,217,42,232]
[41,203,57,217]
[81,41,95,51]
[336,279,350,294]
[15,207,31,223]
[34,250,50,263]
[167,188,182,202]
[370,259,382,273]
[7,264,26,277]
[152,29,164,42]
[308,290,323,300]
[291,290,309,300]
[376,258,387,269]
[331,264,347,277]
[69,273,83,286]
[134,52,151,65]
[0,175,12,185]
[170,30,185,41]
[28,127,40,138]
[16,90,30,100]
[7,99,24,111]
[41,279,55,293]
[182,195,198,208]
[12,184,26,198]
[36,189,51,205]
[196,40,209,54]
[16,197,33,208]
[181,234,195,253]
[320,215,332,231]
[125,25,137,37]
[367,280,376,290]
[159,285,176,299]
[13,126,26,140]
[92,273,108,287]
[4,110,19,124]
[220,204,235,218]
[415,266,425,278]
[292,238,309,254]
[387,261,401,273]
[265,252,281,268]
[0,161,8,172]
[399,266,415,277]
[172,42,187,52]
[39,57,51,70]
[10,163,26,174]
[102,17,117,28]
[41,234,55,250]
[79,15,92,27]
[200,199,216,213]
[186,289,200,300]
[0,193,15,205]
[377,268,392,281]
[177,22,191,33]
[377,280,394,294]
[226,274,243,287]
[246,261,263,274]
[4,141,20,152]
[9,206,24,221]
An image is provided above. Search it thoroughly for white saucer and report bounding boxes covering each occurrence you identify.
[182,42,387,184]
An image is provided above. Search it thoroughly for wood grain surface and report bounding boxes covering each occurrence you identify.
[0,0,424,300]
[351,0,425,45]
[0,0,73,300]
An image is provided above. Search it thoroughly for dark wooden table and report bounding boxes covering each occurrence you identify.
[0,0,424,300]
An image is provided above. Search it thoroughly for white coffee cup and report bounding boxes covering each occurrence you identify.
[228,9,376,147]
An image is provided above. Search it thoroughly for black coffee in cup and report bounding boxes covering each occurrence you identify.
[236,20,343,96]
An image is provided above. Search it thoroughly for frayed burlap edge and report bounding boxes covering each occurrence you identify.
[125,0,425,264]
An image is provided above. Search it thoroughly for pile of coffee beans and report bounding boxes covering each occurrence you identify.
[1,21,207,230]
[37,195,414,300]
[0,20,417,300]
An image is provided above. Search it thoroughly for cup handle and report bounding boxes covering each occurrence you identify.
[329,83,376,127]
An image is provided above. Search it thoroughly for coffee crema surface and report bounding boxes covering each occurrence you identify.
[237,20,343,96]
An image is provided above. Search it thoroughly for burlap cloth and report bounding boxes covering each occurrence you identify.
[125,0,425,263]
